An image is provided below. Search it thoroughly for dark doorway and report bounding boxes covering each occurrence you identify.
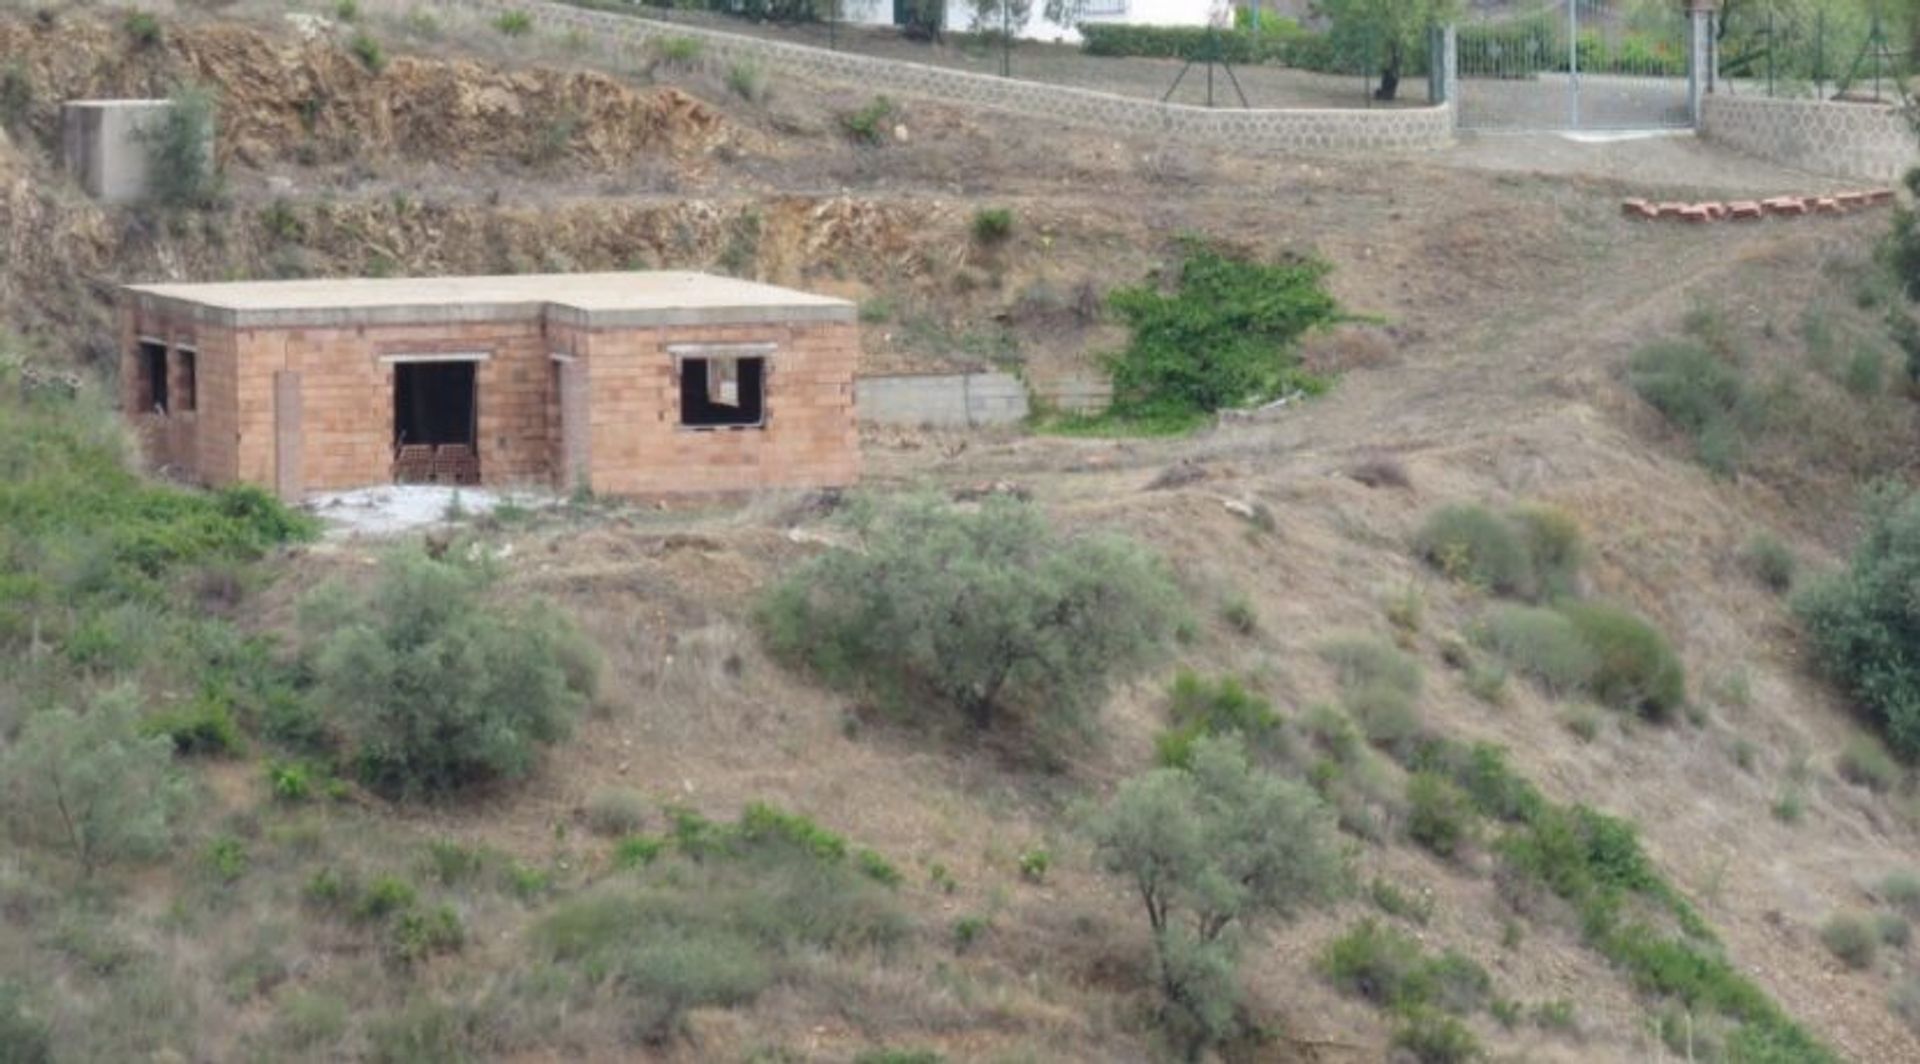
[394,361,477,447]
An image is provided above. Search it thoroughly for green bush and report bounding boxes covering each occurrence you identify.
[1511,504,1584,600]
[1391,1009,1481,1064]
[1821,911,1879,969]
[1475,605,1596,697]
[1628,340,1751,476]
[839,96,895,145]
[334,0,360,20]
[1102,241,1338,428]
[388,904,464,965]
[302,547,599,796]
[0,983,50,1064]
[535,830,904,1041]
[1876,911,1911,948]
[492,10,532,34]
[1795,486,1920,757]
[725,60,765,102]
[613,834,666,869]
[760,494,1180,747]
[1091,735,1346,1057]
[654,35,704,65]
[585,788,649,837]
[142,85,221,209]
[971,207,1014,244]
[1883,870,1920,916]
[1839,736,1902,793]
[1406,772,1475,860]
[348,31,385,72]
[1318,920,1426,1011]
[354,875,418,922]
[1155,670,1280,768]
[140,694,242,756]
[1017,848,1050,884]
[124,11,164,48]
[1415,504,1534,598]
[1742,533,1797,593]
[2,691,187,877]
[1894,976,1920,1034]
[1556,601,1686,721]
[1078,19,1314,64]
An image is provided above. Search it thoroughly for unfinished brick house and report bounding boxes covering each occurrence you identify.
[119,272,860,498]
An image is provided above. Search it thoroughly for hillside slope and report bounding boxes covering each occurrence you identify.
[2,5,1919,1063]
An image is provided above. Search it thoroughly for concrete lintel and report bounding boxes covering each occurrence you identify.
[548,303,857,329]
[665,342,779,360]
[377,351,493,364]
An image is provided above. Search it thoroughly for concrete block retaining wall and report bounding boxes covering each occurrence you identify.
[1700,94,1918,183]
[857,371,1028,426]
[421,0,1454,152]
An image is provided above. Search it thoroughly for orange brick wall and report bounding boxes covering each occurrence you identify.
[119,305,859,497]
[581,321,860,495]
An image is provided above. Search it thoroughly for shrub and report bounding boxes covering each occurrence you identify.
[585,788,649,837]
[759,494,1181,746]
[1556,601,1686,721]
[492,10,532,35]
[1795,486,1920,757]
[1,691,186,877]
[1369,877,1434,925]
[389,904,464,965]
[204,835,249,884]
[971,207,1014,245]
[302,547,598,796]
[1893,976,1920,1034]
[124,11,164,48]
[1406,773,1475,860]
[143,85,221,209]
[1102,240,1338,428]
[348,31,385,72]
[1392,1010,1482,1064]
[1090,735,1346,1057]
[334,0,360,20]
[951,914,988,952]
[839,96,895,145]
[140,694,242,756]
[1221,594,1259,635]
[1877,911,1912,948]
[535,837,902,1041]
[654,35,703,66]
[423,839,489,884]
[1318,919,1428,1010]
[355,875,418,922]
[1628,340,1750,476]
[1415,504,1534,598]
[1155,670,1280,768]
[1839,736,1902,793]
[856,848,903,887]
[1017,848,1050,884]
[725,60,765,102]
[1475,605,1596,697]
[1822,911,1879,969]
[267,760,313,802]
[1511,504,1584,600]
[1883,871,1920,916]
[1742,533,1797,593]
[613,835,666,869]
[0,983,50,1064]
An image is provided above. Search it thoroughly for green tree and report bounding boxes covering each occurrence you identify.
[303,547,599,797]
[1315,0,1458,101]
[1089,736,1347,1058]
[143,84,221,209]
[1795,484,1920,757]
[760,494,1182,745]
[1,690,186,878]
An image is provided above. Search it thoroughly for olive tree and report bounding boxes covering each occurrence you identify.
[2,690,186,878]
[759,493,1183,746]
[1089,736,1348,1057]
[1795,484,1920,757]
[1316,0,1459,101]
[303,547,600,797]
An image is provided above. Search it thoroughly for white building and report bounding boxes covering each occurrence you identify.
[836,0,1224,45]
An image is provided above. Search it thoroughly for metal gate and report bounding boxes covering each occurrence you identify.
[1456,0,1692,132]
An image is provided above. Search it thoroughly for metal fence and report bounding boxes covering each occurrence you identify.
[1455,0,1691,131]
[566,0,1436,109]
[1717,2,1912,102]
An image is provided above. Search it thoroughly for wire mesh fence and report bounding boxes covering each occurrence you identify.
[1718,1,1912,102]
[1455,0,1691,131]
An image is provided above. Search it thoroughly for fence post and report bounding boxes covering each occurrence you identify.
[1444,23,1457,109]
[1687,0,1714,126]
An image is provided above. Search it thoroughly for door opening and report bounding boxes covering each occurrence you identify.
[392,361,479,484]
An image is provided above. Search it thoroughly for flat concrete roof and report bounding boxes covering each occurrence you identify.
[122,271,857,329]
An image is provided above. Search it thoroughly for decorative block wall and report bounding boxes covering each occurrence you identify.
[1700,94,1918,183]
